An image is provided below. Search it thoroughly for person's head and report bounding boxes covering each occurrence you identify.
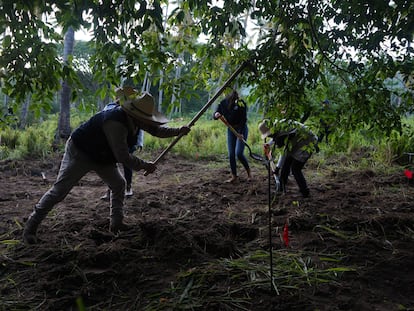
[258,119,272,140]
[115,86,169,125]
[226,90,239,106]
[259,118,294,146]
[258,119,286,147]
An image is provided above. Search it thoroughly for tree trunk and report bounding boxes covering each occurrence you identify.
[170,55,183,118]
[19,95,30,129]
[141,72,151,93]
[55,27,75,145]
[158,71,164,112]
[158,3,168,112]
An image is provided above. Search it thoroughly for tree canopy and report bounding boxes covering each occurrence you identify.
[0,0,413,134]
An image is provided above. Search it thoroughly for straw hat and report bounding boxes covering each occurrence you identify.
[258,119,272,139]
[115,86,169,125]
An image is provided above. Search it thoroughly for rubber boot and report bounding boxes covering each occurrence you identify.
[23,214,41,244]
[125,184,133,197]
[109,208,129,233]
[300,187,310,198]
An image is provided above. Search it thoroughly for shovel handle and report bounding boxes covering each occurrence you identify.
[150,60,251,166]
[218,116,246,143]
[219,115,264,162]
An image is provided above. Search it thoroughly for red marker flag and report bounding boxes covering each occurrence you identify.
[283,223,289,247]
[404,169,413,179]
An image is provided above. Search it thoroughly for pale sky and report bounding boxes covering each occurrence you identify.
[75,28,93,42]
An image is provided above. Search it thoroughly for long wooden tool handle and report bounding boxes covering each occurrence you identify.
[152,60,250,165]
[218,115,247,144]
[220,115,265,162]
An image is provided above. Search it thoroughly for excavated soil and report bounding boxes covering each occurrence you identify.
[1,151,413,310]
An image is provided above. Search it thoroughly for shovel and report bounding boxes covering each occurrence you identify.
[144,61,256,176]
[150,61,254,166]
[218,115,264,162]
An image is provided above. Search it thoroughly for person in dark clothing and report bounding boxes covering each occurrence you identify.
[125,129,144,195]
[259,119,318,197]
[213,90,252,183]
[318,99,334,144]
[124,129,144,196]
[100,102,145,200]
[22,86,190,244]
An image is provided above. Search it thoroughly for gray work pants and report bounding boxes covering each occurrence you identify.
[31,138,125,221]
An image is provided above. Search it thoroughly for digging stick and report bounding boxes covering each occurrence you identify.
[267,158,275,292]
[150,60,252,166]
[264,143,282,192]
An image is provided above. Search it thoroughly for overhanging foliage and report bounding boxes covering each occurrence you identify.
[0,0,413,134]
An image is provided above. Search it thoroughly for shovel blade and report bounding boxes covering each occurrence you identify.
[250,153,265,162]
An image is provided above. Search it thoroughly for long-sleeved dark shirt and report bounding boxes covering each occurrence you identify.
[214,98,247,131]
[71,106,180,170]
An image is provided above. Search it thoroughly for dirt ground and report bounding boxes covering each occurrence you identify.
[1,150,413,311]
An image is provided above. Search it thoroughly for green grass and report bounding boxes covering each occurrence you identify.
[1,112,413,170]
[143,249,354,310]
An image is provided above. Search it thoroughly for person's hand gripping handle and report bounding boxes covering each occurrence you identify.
[143,125,190,176]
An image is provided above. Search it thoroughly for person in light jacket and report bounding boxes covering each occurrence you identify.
[259,119,318,197]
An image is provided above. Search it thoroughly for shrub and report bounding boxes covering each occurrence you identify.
[19,127,52,159]
[0,128,19,149]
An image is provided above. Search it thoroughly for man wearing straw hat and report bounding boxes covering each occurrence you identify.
[23,86,190,244]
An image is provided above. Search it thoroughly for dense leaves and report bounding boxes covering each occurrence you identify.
[0,0,413,134]
[1,3,61,105]
[247,0,414,134]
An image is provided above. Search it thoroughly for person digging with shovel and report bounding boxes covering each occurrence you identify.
[258,119,318,197]
[213,90,252,183]
[22,86,190,244]
[100,101,145,201]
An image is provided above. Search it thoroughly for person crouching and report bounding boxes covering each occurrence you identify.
[258,119,318,197]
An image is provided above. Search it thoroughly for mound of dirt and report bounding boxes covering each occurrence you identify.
[1,152,413,310]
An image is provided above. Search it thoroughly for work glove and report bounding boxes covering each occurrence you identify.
[143,161,156,175]
[179,126,191,135]
[275,136,285,148]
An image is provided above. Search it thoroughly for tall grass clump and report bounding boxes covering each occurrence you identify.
[0,118,57,160]
[142,116,265,160]
[373,121,414,165]
[142,117,228,159]
[248,118,267,155]
[0,127,19,149]
[0,128,19,159]
[318,116,414,169]
[18,126,52,159]
[176,119,229,159]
